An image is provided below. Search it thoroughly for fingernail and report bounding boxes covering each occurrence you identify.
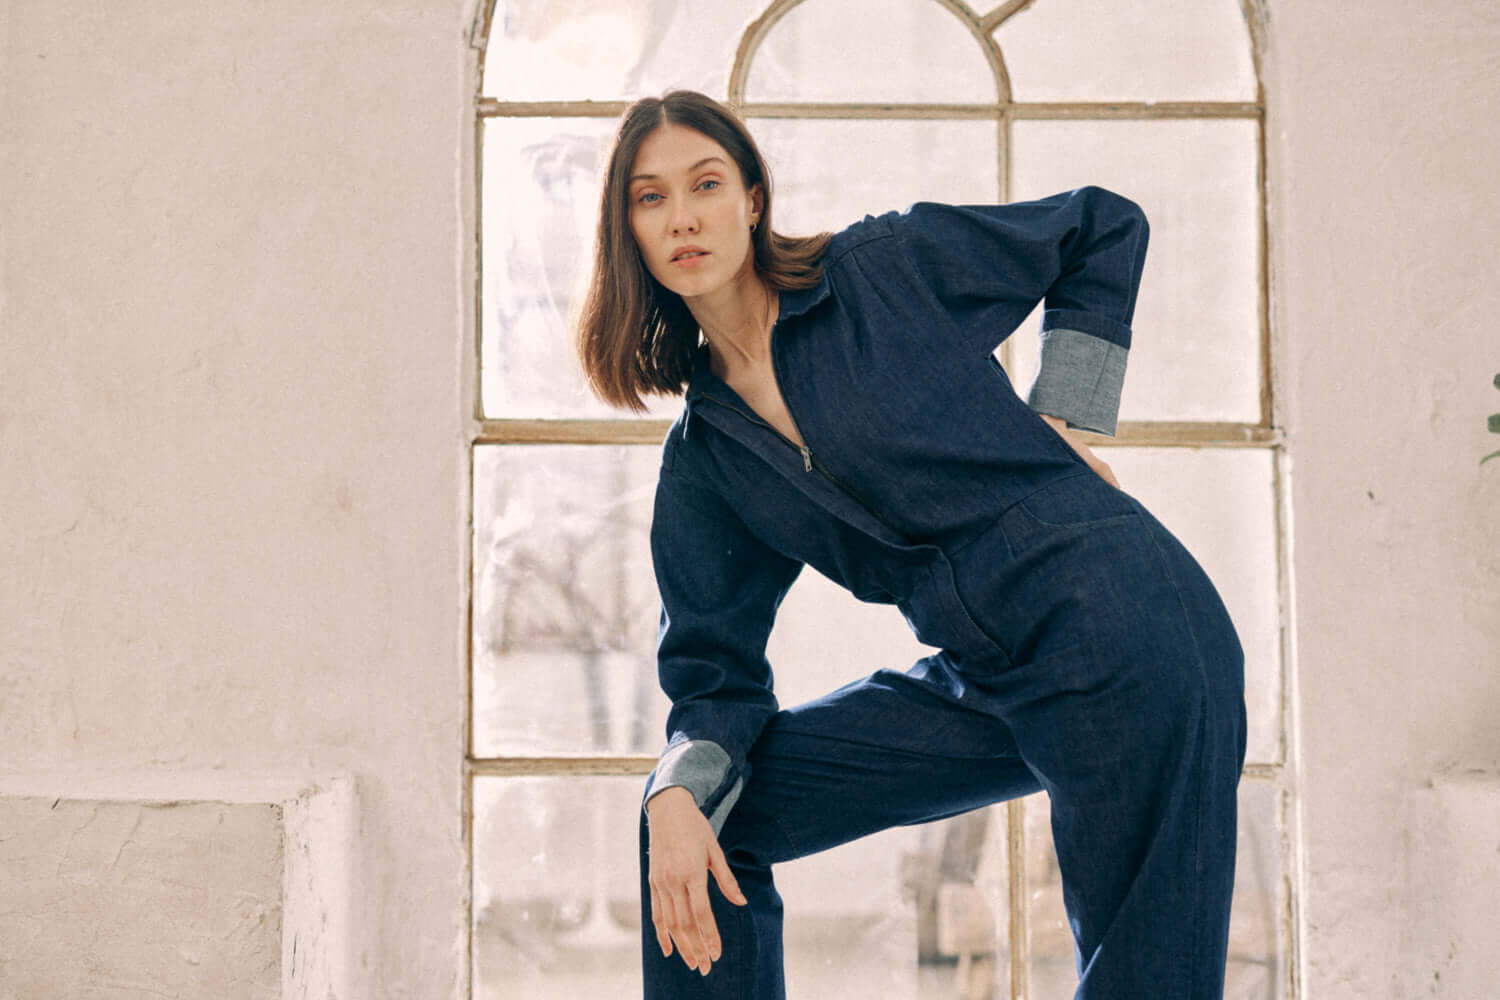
[700,965,710,977]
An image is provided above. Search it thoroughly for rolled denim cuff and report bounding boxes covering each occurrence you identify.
[643,739,743,836]
[1026,327,1129,436]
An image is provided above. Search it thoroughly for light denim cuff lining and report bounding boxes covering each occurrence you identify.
[1026,327,1129,436]
[704,777,744,837]
[645,739,737,833]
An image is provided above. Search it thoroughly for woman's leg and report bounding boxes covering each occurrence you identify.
[640,665,1043,1000]
[947,499,1248,1000]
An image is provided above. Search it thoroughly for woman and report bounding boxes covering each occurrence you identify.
[575,90,1246,1000]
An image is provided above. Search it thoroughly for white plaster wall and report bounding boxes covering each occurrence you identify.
[1262,1,1500,996]
[1,1,473,997]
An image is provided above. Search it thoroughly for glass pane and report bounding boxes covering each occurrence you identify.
[1108,448,1282,766]
[1023,779,1285,999]
[472,445,667,757]
[754,118,999,237]
[481,0,765,101]
[473,775,644,999]
[473,446,1280,764]
[746,0,996,104]
[1009,119,1261,423]
[1227,780,1287,1000]
[473,776,1010,999]
[779,812,1005,997]
[481,117,684,419]
[1022,792,1074,998]
[767,567,938,710]
[995,0,1256,102]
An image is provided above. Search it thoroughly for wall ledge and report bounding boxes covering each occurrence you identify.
[1404,766,1500,998]
[0,769,363,1000]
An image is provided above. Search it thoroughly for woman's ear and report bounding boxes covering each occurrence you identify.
[749,183,765,226]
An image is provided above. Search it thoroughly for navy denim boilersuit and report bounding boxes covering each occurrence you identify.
[638,187,1248,999]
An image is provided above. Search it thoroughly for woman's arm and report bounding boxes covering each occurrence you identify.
[644,467,803,826]
[644,462,803,976]
[893,186,1150,437]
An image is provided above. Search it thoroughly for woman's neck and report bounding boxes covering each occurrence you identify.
[687,270,779,377]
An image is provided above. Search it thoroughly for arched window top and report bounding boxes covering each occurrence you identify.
[994,0,1257,102]
[476,1,1261,107]
[478,0,767,101]
[741,0,999,105]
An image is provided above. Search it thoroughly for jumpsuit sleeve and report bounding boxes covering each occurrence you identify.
[642,464,804,836]
[892,186,1150,436]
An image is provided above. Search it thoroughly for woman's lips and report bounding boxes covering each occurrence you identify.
[671,250,710,266]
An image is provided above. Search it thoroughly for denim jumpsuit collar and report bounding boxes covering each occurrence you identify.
[680,277,832,438]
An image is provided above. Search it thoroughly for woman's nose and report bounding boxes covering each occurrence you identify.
[669,211,698,235]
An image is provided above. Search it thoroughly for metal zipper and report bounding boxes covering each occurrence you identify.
[695,320,905,537]
[769,329,816,473]
[697,391,906,540]
[699,390,811,471]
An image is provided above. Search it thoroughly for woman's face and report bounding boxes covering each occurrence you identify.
[627,123,762,302]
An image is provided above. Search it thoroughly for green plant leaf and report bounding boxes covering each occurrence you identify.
[1483,449,1500,465]
[1490,413,1500,434]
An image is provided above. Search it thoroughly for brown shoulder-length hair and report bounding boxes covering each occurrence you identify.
[575,90,833,411]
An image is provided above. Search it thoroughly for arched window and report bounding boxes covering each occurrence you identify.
[467,3,1290,997]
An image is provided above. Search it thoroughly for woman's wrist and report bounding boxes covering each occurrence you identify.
[646,785,697,818]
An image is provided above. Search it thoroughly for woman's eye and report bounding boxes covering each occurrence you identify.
[698,179,720,192]
[637,192,662,205]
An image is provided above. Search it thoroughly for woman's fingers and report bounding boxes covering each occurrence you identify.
[708,840,747,906]
[1037,413,1121,489]
[648,882,673,958]
[652,869,709,972]
[662,884,698,969]
[669,878,711,973]
[687,875,721,963]
[1071,440,1116,487]
[1093,457,1120,488]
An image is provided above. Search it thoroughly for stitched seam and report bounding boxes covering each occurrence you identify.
[943,471,1122,561]
[825,220,894,262]
[767,804,806,864]
[1011,471,1138,527]
[930,560,1012,664]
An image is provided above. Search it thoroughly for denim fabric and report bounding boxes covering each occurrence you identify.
[639,187,1247,998]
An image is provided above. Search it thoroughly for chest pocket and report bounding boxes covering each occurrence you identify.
[1013,471,1140,527]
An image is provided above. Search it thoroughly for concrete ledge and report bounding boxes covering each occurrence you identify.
[1406,768,1500,998]
[0,771,360,1000]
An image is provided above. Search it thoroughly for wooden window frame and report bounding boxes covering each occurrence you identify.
[463,3,1293,998]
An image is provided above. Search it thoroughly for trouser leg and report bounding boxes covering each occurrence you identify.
[946,509,1248,999]
[1058,517,1246,999]
[640,666,1043,1000]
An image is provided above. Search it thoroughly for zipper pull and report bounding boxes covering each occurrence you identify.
[800,445,812,472]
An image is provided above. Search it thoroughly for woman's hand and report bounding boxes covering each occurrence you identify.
[1038,413,1120,488]
[646,786,747,977]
